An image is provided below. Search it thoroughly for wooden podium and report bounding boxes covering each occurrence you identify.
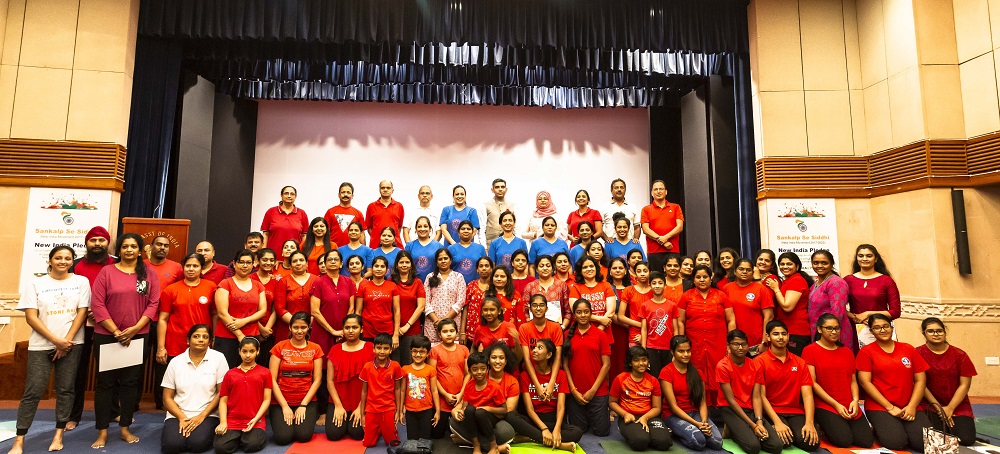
[121,217,191,262]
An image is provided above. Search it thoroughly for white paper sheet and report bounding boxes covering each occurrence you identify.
[98,337,144,372]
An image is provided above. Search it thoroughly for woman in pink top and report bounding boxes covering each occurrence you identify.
[845,244,900,350]
[90,233,161,449]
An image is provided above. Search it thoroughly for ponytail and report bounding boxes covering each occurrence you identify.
[669,335,704,406]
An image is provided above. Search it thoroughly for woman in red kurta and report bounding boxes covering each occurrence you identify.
[273,251,316,341]
[393,251,426,366]
[917,317,978,446]
[678,265,735,406]
[325,314,374,441]
[722,259,774,351]
[464,257,493,346]
[251,248,280,367]
[216,250,267,368]
[845,244,901,350]
[765,252,812,356]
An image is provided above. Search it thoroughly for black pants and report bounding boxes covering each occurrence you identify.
[93,334,141,430]
[71,326,120,422]
[617,416,672,451]
[269,402,317,445]
[215,337,243,369]
[394,334,417,367]
[256,335,275,368]
[928,413,977,446]
[719,407,784,454]
[865,410,932,451]
[450,405,500,447]
[647,348,672,379]
[786,335,810,357]
[814,408,874,448]
[648,253,668,274]
[214,428,266,454]
[325,408,365,441]
[565,394,610,436]
[505,410,583,445]
[405,408,435,440]
[161,416,219,453]
[769,413,820,452]
[431,412,452,439]
[147,324,168,410]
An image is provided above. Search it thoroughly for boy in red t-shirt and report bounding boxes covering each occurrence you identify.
[450,352,507,454]
[401,335,440,440]
[639,271,680,377]
[359,333,405,447]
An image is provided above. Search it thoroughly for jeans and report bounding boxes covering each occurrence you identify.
[664,410,724,450]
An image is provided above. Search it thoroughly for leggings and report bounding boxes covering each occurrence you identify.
[214,337,243,369]
[718,406,784,454]
[866,409,932,451]
[450,405,500,447]
[928,412,977,446]
[94,334,142,430]
[646,348,672,379]
[161,416,219,453]
[325,407,364,441]
[214,428,266,454]
[769,413,820,452]
[564,394,610,436]
[504,410,583,445]
[16,347,82,435]
[405,408,435,440]
[814,408,874,448]
[269,402,317,445]
[618,416,673,451]
[663,410,724,450]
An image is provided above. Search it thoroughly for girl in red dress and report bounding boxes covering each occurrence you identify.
[325,314,374,441]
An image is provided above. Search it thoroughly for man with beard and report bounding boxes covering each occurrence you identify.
[197,240,227,284]
[325,182,366,246]
[144,235,182,409]
[224,232,264,279]
[66,226,117,431]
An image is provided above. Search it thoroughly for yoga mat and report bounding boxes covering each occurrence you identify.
[599,439,685,454]
[721,438,808,454]
[818,440,908,454]
[977,416,1000,440]
[287,433,367,454]
[512,441,585,453]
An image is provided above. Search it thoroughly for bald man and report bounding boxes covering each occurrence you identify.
[196,240,227,283]
[403,185,441,242]
[366,180,405,248]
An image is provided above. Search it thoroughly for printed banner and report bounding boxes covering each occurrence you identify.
[765,199,839,276]
[19,188,114,290]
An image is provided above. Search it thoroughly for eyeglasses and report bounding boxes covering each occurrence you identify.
[820,326,841,332]
[871,325,893,332]
[236,261,254,266]
[924,329,945,335]
[530,304,547,309]
[728,342,748,349]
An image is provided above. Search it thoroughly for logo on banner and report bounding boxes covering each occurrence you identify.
[61,212,74,225]
[796,220,807,232]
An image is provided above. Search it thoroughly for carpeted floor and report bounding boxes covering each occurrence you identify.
[2,405,1000,453]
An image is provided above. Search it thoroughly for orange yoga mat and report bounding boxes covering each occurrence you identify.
[819,440,909,454]
[284,434,368,454]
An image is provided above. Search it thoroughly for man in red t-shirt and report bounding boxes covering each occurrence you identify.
[144,234,183,409]
[640,180,684,274]
[366,180,405,249]
[758,320,819,452]
[325,182,366,247]
[68,226,117,428]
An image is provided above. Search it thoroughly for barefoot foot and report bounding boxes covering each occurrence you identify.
[91,430,108,449]
[8,436,24,454]
[120,427,139,444]
[64,421,77,431]
[48,430,64,451]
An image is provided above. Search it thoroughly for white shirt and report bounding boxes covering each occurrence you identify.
[603,200,641,235]
[161,348,229,419]
[403,204,440,237]
[520,212,568,242]
[17,274,90,351]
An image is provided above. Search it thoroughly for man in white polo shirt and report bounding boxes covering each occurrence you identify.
[602,178,641,242]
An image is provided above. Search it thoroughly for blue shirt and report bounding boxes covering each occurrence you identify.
[448,242,486,285]
[605,239,645,262]
[405,239,444,281]
[369,247,401,277]
[569,244,587,267]
[439,206,480,243]
[338,244,373,270]
[488,236,529,269]
[528,237,570,264]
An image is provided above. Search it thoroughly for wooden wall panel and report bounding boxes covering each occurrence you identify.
[0,139,125,191]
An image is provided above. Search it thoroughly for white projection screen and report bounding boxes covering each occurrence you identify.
[251,101,651,235]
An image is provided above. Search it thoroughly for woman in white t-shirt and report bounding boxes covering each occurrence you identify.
[161,323,230,454]
[11,245,90,454]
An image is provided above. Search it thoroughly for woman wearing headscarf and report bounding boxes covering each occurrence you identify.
[522,191,566,242]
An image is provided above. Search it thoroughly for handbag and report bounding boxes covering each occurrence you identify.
[386,438,433,454]
[923,412,960,454]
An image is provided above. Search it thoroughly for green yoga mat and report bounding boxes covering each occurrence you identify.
[976,416,1000,440]
[599,439,686,454]
[512,441,585,453]
[721,439,808,454]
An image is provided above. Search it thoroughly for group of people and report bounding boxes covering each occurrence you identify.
[7,178,978,454]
